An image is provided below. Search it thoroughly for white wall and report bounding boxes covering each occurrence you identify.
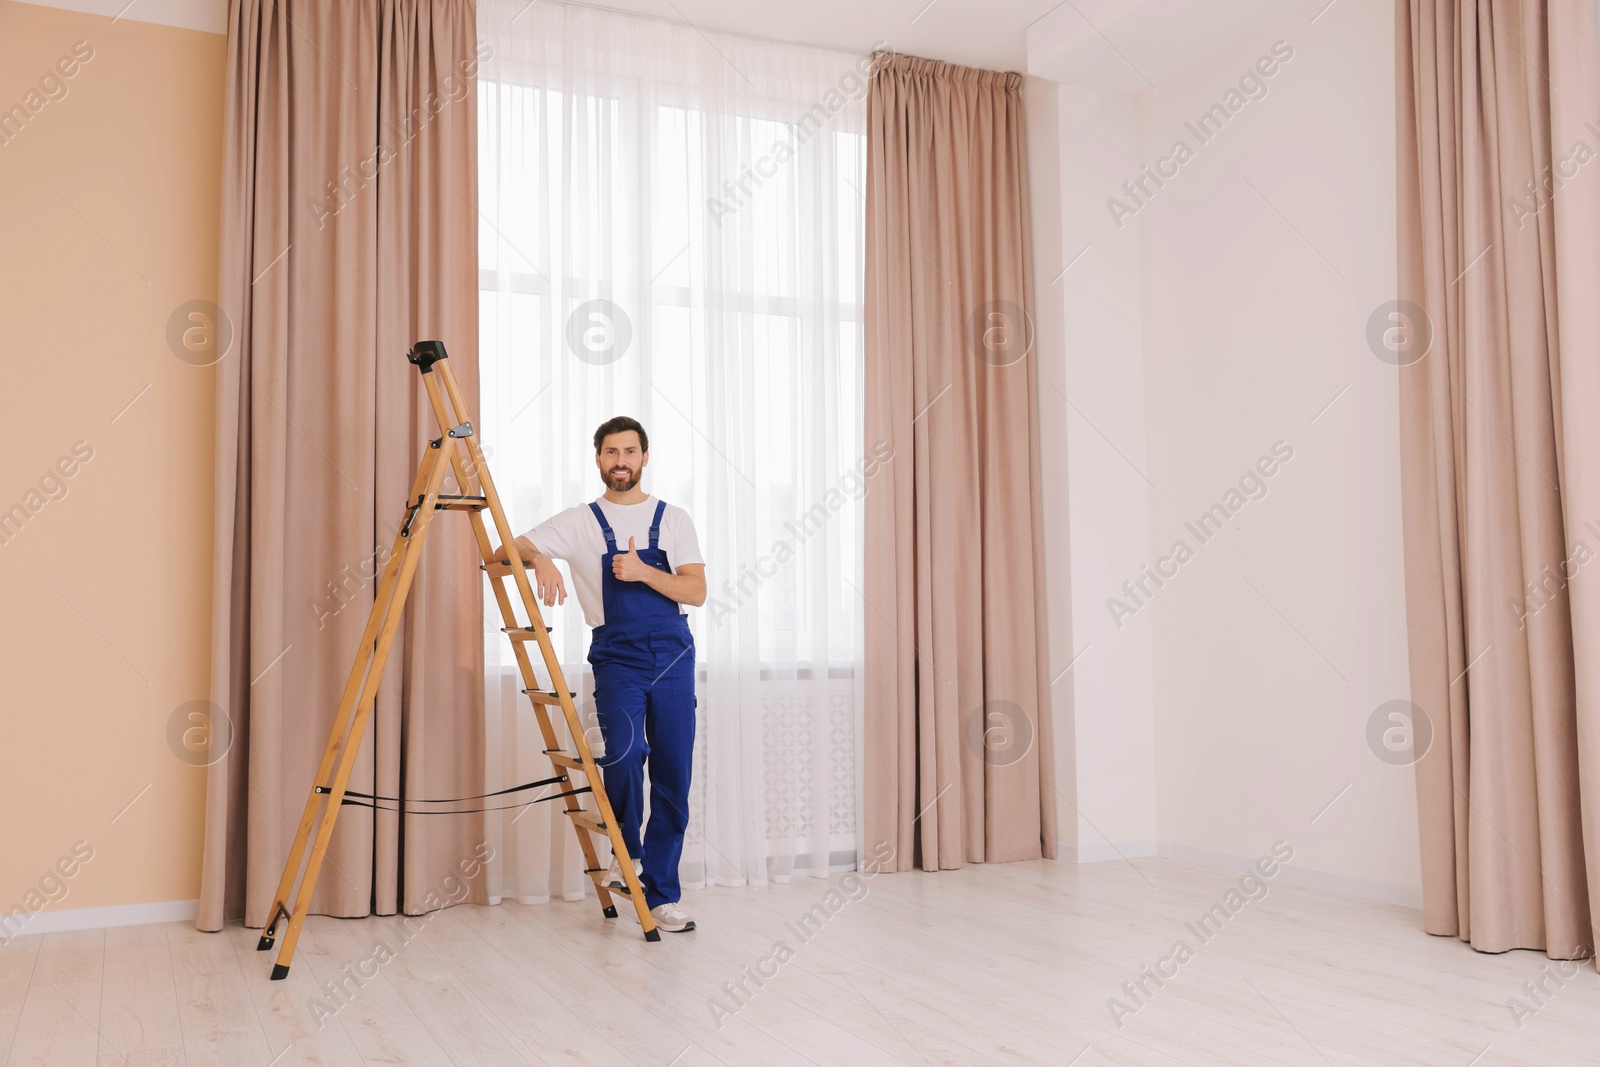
[1031,0,1418,903]
[1024,74,1082,851]
[1055,84,1161,857]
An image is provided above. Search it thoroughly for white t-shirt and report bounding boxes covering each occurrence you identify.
[522,495,704,627]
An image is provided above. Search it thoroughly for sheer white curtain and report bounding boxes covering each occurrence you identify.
[475,0,868,905]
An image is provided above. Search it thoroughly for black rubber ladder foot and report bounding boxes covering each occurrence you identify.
[270,964,290,981]
[602,905,618,918]
[644,929,661,942]
[256,934,276,951]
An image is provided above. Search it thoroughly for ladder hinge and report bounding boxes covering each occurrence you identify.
[400,503,422,538]
[448,421,474,438]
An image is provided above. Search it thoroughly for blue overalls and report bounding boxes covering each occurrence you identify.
[585,499,697,910]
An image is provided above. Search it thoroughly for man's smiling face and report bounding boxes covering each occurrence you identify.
[596,430,646,492]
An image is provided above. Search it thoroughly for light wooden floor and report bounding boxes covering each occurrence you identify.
[0,856,1594,1066]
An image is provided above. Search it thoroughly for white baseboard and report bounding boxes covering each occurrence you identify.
[1,899,200,942]
[1157,842,1423,909]
[1060,839,1159,863]
[1059,838,1422,910]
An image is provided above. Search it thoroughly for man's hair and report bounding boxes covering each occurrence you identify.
[594,416,649,454]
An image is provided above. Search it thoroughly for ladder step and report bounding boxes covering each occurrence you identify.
[521,689,576,705]
[502,625,551,638]
[544,749,584,770]
[585,869,632,895]
[564,809,607,834]
[481,559,532,575]
[410,494,489,511]
[583,866,634,895]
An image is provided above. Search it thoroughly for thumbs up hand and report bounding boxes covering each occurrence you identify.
[612,536,655,583]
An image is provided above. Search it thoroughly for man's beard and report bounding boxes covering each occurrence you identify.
[603,466,640,492]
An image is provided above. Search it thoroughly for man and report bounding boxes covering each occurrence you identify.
[495,416,705,933]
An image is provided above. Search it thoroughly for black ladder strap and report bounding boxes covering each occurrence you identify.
[337,786,592,815]
[315,773,569,805]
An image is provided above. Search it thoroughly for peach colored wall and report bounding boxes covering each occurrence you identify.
[0,0,224,916]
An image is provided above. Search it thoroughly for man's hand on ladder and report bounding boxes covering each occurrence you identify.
[491,535,568,606]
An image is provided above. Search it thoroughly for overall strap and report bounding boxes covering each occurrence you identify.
[588,501,618,552]
[648,500,667,550]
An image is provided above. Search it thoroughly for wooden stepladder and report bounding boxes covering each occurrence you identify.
[258,340,658,980]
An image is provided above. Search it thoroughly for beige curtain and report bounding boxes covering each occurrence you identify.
[862,53,1056,871]
[1398,0,1600,960]
[199,0,485,930]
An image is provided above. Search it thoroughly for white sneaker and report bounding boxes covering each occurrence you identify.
[603,856,641,890]
[650,901,695,933]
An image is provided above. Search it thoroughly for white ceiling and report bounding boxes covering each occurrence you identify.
[18,0,1063,71]
[19,0,1309,77]
[1027,0,1297,88]
[578,0,1062,71]
[16,0,229,34]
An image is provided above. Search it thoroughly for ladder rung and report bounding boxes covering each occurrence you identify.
[564,809,606,834]
[521,689,575,705]
[502,625,551,638]
[410,494,489,511]
[544,749,583,770]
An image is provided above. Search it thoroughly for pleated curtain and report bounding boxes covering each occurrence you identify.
[862,53,1057,871]
[1397,0,1600,960]
[199,0,485,929]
